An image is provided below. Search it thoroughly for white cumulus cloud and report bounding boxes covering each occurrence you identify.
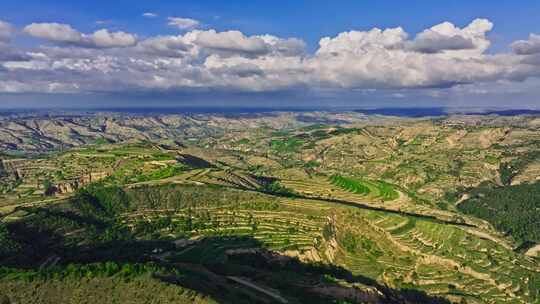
[0,20,15,42]
[24,23,137,48]
[90,29,137,48]
[309,19,503,89]
[143,12,158,18]
[167,17,199,30]
[512,34,540,55]
[1,17,538,104]
[409,19,493,55]
[194,30,270,55]
[24,23,82,43]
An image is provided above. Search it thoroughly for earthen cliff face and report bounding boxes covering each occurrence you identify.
[55,172,110,194]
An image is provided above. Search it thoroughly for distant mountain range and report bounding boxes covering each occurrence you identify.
[2,109,540,155]
[2,106,540,118]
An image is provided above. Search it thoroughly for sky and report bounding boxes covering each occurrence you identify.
[0,0,540,109]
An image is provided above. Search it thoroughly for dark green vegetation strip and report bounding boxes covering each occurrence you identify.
[499,151,540,185]
[329,174,399,201]
[330,174,370,195]
[459,182,540,245]
[270,138,305,153]
[135,164,186,182]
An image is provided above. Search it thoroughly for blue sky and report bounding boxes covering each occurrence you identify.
[0,0,540,108]
[3,0,538,51]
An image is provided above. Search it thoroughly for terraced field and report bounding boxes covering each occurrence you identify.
[2,115,540,303]
[330,174,399,201]
[332,210,539,303]
[123,208,325,253]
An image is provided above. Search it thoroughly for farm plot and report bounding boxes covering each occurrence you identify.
[123,208,326,253]
[325,208,540,304]
[329,175,399,201]
[374,214,539,303]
